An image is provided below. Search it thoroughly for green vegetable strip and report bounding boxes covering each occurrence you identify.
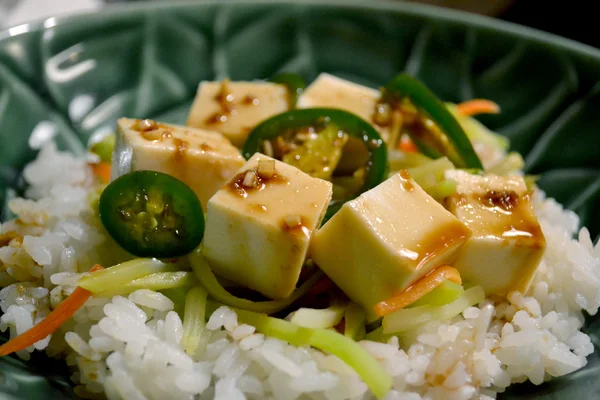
[220,303,392,399]
[382,286,485,334]
[270,73,306,108]
[78,258,179,294]
[363,326,393,343]
[344,302,366,341]
[242,108,388,221]
[310,328,392,399]
[90,133,116,163]
[487,152,525,175]
[383,74,483,169]
[162,286,188,318]
[290,303,346,329]
[94,272,196,298]
[190,250,324,314]
[182,286,208,356]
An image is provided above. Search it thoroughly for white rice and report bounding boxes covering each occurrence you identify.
[0,142,599,400]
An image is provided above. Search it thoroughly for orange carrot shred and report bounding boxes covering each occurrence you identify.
[90,162,111,183]
[374,266,462,317]
[456,99,500,117]
[0,264,104,357]
[398,135,418,153]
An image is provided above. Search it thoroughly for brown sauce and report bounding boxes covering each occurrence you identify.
[398,169,414,192]
[205,80,260,125]
[227,168,288,198]
[479,190,520,211]
[453,191,545,248]
[172,138,188,161]
[131,119,159,132]
[413,221,472,271]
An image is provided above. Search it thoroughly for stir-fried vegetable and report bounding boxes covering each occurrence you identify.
[487,152,525,175]
[216,303,392,399]
[90,162,112,183]
[99,171,205,258]
[400,157,457,200]
[243,108,388,220]
[382,285,484,333]
[455,99,500,117]
[190,249,324,314]
[78,258,178,294]
[0,265,104,357]
[374,266,462,317]
[270,73,306,108]
[282,124,348,180]
[181,286,209,356]
[446,103,509,154]
[408,279,464,308]
[289,302,346,329]
[90,133,116,163]
[94,271,196,298]
[380,74,483,169]
[344,302,366,340]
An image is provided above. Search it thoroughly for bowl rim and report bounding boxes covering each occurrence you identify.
[1,0,600,63]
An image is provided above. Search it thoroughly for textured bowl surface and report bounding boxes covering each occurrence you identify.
[0,1,599,398]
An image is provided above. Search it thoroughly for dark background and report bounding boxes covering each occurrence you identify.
[500,0,596,48]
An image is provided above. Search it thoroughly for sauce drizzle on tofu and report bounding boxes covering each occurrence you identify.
[205,80,260,126]
[228,167,288,198]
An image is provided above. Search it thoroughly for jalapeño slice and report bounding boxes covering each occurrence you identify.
[99,171,204,258]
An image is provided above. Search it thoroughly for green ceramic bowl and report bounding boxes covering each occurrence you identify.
[0,0,599,398]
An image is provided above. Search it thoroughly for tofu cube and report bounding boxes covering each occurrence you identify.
[310,170,472,320]
[298,73,400,173]
[113,118,245,211]
[444,170,546,297]
[187,80,289,147]
[202,153,332,300]
[297,73,400,144]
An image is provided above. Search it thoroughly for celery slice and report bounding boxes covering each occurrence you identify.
[90,133,116,163]
[344,302,366,340]
[363,326,393,343]
[219,303,392,399]
[78,258,178,294]
[190,249,323,314]
[94,271,196,298]
[407,156,455,186]
[290,303,346,329]
[383,286,484,334]
[182,286,208,356]
[487,152,525,175]
[408,280,464,308]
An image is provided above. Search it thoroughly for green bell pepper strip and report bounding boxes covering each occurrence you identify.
[189,248,324,315]
[382,74,483,169]
[270,73,306,108]
[208,301,393,399]
[242,108,388,221]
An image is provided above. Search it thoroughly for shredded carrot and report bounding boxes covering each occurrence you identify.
[398,135,418,153]
[456,99,500,117]
[374,266,462,317]
[90,162,111,183]
[0,264,104,357]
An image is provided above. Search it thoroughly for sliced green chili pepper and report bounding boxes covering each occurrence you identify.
[270,73,306,108]
[189,248,324,315]
[382,74,483,169]
[282,123,348,181]
[242,108,388,220]
[99,171,204,258]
